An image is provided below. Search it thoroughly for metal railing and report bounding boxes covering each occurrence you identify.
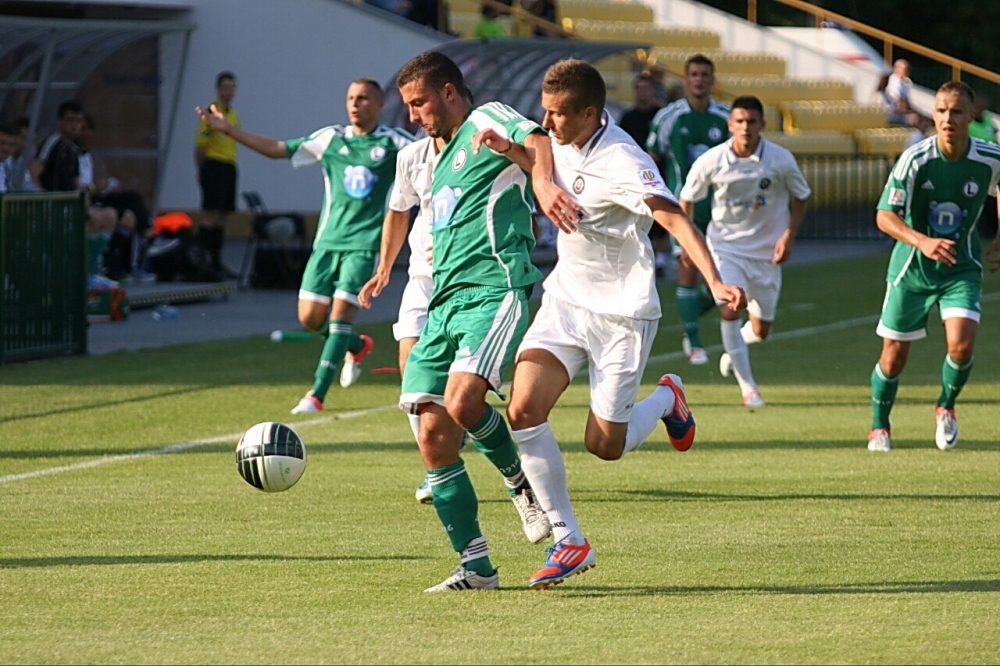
[1,192,88,364]
[748,0,1000,85]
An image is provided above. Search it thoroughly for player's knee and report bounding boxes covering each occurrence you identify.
[506,400,542,431]
[444,393,481,430]
[947,339,974,365]
[585,436,624,461]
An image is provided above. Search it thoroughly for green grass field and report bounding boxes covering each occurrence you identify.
[2,253,999,664]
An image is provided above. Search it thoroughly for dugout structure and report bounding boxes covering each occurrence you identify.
[0,192,88,364]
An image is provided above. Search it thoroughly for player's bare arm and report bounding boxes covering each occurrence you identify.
[773,197,809,265]
[522,131,580,232]
[652,196,746,310]
[194,104,287,159]
[358,209,411,309]
[876,209,957,266]
[470,128,532,173]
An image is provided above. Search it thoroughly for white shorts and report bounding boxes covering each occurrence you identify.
[517,293,659,423]
[392,275,434,341]
[711,249,782,322]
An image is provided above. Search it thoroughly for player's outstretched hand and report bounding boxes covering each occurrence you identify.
[195,104,231,133]
[533,178,579,233]
[917,236,957,265]
[773,233,794,264]
[358,273,389,309]
[988,234,1000,273]
[471,128,512,155]
[712,283,747,311]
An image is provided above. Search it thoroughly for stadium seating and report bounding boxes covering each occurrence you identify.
[854,127,915,158]
[559,0,655,23]
[761,130,856,155]
[566,19,720,49]
[649,48,785,77]
[782,101,889,133]
[798,158,890,208]
[715,75,854,106]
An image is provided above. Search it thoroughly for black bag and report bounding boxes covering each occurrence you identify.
[251,244,311,289]
[147,228,223,282]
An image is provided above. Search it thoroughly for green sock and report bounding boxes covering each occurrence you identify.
[871,363,899,430]
[698,283,716,316]
[310,320,359,402]
[428,461,494,576]
[468,406,525,497]
[938,354,973,409]
[676,285,704,349]
[87,232,110,275]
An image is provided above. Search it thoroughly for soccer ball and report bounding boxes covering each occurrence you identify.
[236,422,307,492]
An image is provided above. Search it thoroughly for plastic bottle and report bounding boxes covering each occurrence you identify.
[270,330,314,342]
[151,304,179,321]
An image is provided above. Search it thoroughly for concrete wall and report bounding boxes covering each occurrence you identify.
[158,0,444,212]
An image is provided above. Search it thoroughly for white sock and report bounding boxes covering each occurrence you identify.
[623,385,676,455]
[511,422,584,545]
[721,319,757,395]
[406,413,421,444]
[741,320,763,345]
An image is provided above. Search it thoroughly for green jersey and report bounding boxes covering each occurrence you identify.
[285,124,414,251]
[877,136,1000,290]
[646,98,730,226]
[428,102,544,305]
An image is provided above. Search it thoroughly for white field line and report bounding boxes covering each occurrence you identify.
[6,291,999,485]
[0,405,397,485]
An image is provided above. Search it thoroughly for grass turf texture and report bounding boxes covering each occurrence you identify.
[2,253,999,664]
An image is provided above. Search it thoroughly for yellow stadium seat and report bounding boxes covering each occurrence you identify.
[649,48,785,77]
[761,130,856,156]
[567,19,720,49]
[559,0,654,23]
[782,101,888,133]
[448,0,482,14]
[854,127,914,158]
[797,158,890,208]
[715,75,854,106]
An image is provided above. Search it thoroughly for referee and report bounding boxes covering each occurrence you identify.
[195,71,239,277]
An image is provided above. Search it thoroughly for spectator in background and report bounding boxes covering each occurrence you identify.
[476,2,509,38]
[195,71,240,278]
[618,72,663,147]
[31,99,85,191]
[884,59,921,127]
[9,117,38,192]
[522,0,562,37]
[0,123,14,193]
[969,94,998,143]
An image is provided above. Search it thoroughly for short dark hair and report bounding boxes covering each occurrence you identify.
[542,59,606,113]
[83,112,95,131]
[731,95,764,118]
[216,71,236,87]
[634,72,655,86]
[0,122,16,136]
[351,77,384,101]
[397,51,465,93]
[57,100,83,119]
[685,54,715,74]
[937,80,975,104]
[16,116,30,131]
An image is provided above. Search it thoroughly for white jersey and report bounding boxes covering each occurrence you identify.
[388,136,438,279]
[680,137,811,261]
[546,112,675,320]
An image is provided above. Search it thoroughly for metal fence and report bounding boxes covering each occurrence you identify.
[1,192,88,364]
[796,155,893,240]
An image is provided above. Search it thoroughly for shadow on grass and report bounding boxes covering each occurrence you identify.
[563,579,1000,598]
[0,386,215,424]
[0,440,423,459]
[608,489,1000,503]
[0,553,425,568]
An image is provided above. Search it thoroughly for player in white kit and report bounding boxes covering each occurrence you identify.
[493,60,746,589]
[679,96,811,407]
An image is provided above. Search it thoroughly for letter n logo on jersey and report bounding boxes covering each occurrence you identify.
[928,201,965,236]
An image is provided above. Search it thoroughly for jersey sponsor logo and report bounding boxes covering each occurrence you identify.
[708,126,723,141]
[754,195,767,211]
[453,147,467,171]
[343,165,376,199]
[431,186,461,230]
[928,201,966,236]
[759,177,771,190]
[963,179,979,197]
[687,143,709,164]
[572,175,585,194]
[888,187,906,206]
[637,169,664,190]
[369,146,386,162]
[921,180,935,190]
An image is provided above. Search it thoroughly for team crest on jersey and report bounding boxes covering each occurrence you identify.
[573,176,585,194]
[453,148,467,171]
[369,146,386,162]
[759,177,771,190]
[343,165,376,199]
[928,201,965,236]
[708,126,723,141]
[963,180,979,197]
[637,169,664,190]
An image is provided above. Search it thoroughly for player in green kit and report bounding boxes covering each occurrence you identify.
[196,79,413,414]
[362,51,579,592]
[647,55,730,365]
[868,81,1000,453]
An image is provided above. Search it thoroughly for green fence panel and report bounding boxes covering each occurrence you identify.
[1,192,88,364]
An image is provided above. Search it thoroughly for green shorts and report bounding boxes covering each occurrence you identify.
[298,249,375,306]
[400,286,530,410]
[876,279,982,341]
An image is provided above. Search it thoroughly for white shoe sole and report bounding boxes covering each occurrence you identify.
[719,353,732,378]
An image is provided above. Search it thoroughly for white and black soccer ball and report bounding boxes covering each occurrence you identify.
[236,422,307,492]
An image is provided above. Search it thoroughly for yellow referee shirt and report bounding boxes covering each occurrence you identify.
[195,100,240,165]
